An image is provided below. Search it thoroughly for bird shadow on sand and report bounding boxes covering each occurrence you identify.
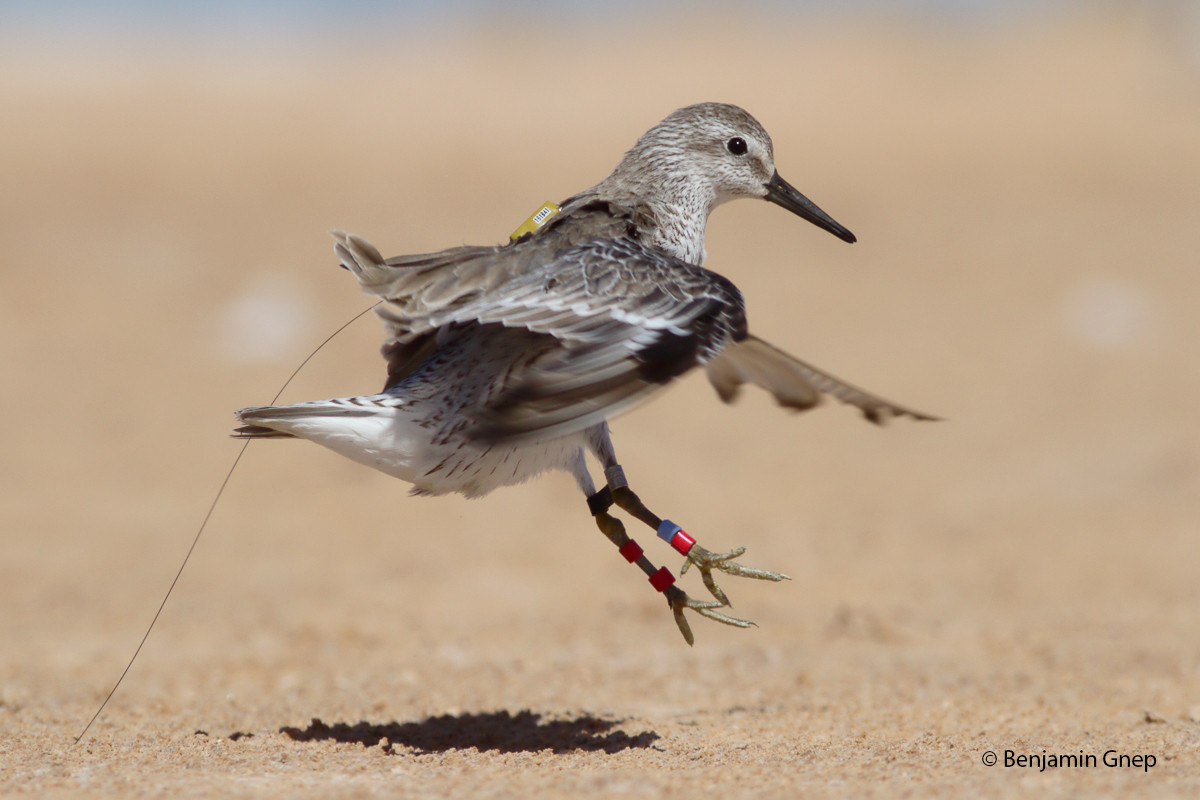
[278,710,660,755]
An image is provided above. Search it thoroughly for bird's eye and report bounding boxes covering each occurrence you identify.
[726,137,748,156]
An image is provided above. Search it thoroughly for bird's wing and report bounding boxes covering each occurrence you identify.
[705,334,939,424]
[337,229,746,444]
[332,199,640,339]
[333,229,520,389]
[465,237,747,443]
[333,230,510,323]
[333,229,933,441]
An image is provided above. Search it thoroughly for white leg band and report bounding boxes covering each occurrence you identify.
[604,464,628,490]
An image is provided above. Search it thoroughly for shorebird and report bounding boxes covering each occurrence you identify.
[236,103,933,644]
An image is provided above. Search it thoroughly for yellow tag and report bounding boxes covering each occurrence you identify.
[509,201,561,241]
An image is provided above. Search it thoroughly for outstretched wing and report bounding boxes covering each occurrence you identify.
[705,334,939,424]
[333,227,934,442]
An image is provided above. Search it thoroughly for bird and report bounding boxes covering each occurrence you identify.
[235,102,934,644]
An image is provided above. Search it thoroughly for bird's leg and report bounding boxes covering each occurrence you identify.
[587,487,751,646]
[604,469,790,608]
[582,424,784,642]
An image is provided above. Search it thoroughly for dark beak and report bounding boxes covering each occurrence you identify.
[764,171,856,244]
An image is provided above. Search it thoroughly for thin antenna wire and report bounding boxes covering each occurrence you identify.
[74,301,382,745]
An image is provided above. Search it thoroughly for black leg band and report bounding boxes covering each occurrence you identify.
[587,486,614,516]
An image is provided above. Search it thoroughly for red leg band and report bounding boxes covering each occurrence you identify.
[669,529,696,556]
[649,567,675,592]
[618,540,643,563]
[657,520,695,555]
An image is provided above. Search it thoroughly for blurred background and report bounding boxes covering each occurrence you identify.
[2,0,1199,787]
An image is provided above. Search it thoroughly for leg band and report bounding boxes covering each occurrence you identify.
[649,567,675,592]
[617,540,643,563]
[604,464,628,490]
[586,486,613,516]
[657,519,696,556]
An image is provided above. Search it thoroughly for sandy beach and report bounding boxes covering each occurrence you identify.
[2,4,1199,796]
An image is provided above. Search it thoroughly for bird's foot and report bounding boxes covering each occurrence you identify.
[681,543,791,607]
[663,585,755,646]
[590,484,790,643]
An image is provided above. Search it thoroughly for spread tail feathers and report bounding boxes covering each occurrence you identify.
[705,334,938,424]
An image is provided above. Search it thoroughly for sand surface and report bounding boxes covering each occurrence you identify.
[3,6,1199,797]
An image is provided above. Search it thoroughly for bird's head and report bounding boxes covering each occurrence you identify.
[613,103,856,244]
